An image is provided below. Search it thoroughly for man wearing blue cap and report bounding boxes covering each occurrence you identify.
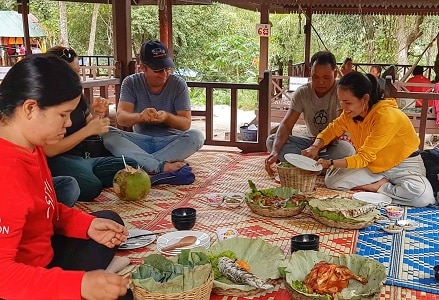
[102,40,204,174]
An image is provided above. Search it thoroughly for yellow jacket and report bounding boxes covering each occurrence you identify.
[316,98,419,173]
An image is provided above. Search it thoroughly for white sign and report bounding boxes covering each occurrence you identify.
[256,24,271,37]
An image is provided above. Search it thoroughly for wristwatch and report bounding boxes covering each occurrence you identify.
[330,159,334,166]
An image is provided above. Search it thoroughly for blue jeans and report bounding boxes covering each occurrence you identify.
[48,155,138,202]
[266,134,355,161]
[53,176,80,207]
[102,127,205,173]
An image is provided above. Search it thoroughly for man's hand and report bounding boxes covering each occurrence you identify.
[87,218,128,248]
[92,97,112,118]
[140,108,168,123]
[265,152,279,177]
[81,270,129,300]
[301,145,320,159]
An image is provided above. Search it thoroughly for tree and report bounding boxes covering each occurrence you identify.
[87,3,100,55]
[59,1,68,45]
[396,15,424,64]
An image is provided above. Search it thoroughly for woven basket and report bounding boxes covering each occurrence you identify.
[311,212,375,229]
[212,278,280,297]
[246,201,305,218]
[132,271,213,300]
[284,279,380,300]
[277,163,319,193]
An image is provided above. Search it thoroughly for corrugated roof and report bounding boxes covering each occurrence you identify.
[0,11,45,38]
[214,0,439,15]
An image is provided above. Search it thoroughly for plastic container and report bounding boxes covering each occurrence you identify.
[239,123,257,141]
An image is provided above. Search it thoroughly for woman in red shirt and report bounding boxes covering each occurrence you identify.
[0,55,131,299]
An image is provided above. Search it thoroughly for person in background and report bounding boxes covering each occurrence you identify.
[340,57,354,76]
[369,65,385,91]
[102,40,204,174]
[406,65,433,108]
[265,51,355,176]
[305,72,435,207]
[44,46,138,203]
[0,54,131,300]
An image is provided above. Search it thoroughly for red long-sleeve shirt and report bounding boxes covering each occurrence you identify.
[0,139,95,300]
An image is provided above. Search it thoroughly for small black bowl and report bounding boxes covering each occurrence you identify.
[291,234,319,253]
[171,207,196,230]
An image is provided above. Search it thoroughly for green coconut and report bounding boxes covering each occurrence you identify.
[113,166,151,201]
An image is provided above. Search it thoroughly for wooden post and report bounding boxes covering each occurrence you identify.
[112,0,132,80]
[304,7,312,77]
[18,0,32,56]
[159,0,173,57]
[258,4,269,77]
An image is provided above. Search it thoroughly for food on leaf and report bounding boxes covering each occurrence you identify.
[304,261,368,298]
[280,250,386,300]
[308,198,380,223]
[218,257,274,290]
[247,180,307,208]
[208,237,284,292]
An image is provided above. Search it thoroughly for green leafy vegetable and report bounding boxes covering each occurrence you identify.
[131,252,212,294]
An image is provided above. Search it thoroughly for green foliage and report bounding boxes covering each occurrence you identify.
[21,3,439,110]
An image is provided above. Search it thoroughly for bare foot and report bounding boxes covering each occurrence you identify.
[163,161,186,172]
[353,178,389,192]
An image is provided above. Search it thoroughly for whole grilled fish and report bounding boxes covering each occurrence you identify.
[217,257,274,290]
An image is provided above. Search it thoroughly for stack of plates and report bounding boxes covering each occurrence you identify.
[352,192,392,208]
[157,230,210,256]
[119,229,157,251]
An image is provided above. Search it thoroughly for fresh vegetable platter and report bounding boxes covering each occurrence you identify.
[246,180,308,218]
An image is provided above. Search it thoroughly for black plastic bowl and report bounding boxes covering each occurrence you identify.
[171,207,196,230]
[291,234,319,252]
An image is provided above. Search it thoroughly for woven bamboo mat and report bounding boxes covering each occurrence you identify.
[74,150,437,300]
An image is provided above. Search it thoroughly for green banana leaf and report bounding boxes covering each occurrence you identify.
[279,251,386,299]
[206,237,286,292]
[308,198,380,223]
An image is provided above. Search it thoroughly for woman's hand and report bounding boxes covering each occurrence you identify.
[81,270,129,300]
[87,218,128,248]
[92,97,111,118]
[86,117,111,135]
[316,158,332,169]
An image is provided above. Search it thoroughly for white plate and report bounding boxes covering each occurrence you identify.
[157,230,210,254]
[284,153,323,172]
[382,225,403,234]
[397,219,420,231]
[375,215,390,224]
[158,241,210,256]
[118,229,156,250]
[353,192,392,207]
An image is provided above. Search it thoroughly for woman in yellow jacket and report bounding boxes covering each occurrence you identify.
[302,72,435,207]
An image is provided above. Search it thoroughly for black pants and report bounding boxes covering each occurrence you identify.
[48,210,134,300]
[49,210,121,270]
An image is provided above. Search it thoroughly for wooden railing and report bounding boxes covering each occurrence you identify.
[385,77,439,150]
[187,71,271,153]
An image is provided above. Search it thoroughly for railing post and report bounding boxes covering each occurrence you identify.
[257,70,272,152]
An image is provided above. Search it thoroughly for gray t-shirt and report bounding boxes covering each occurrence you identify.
[289,82,340,137]
[120,73,191,136]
